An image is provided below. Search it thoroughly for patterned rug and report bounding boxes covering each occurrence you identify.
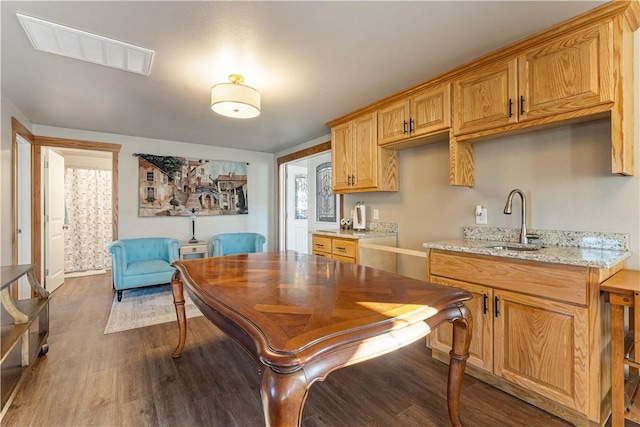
[104,284,202,334]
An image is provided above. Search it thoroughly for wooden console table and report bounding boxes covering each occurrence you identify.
[170,252,472,426]
[0,264,50,419]
[601,269,640,426]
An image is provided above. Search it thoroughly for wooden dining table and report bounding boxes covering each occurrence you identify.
[170,251,472,426]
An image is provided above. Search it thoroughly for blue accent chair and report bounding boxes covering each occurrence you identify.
[108,237,180,302]
[209,233,266,257]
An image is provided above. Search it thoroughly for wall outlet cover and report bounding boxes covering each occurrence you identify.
[475,208,488,225]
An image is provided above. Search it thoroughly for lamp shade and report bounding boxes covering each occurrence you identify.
[211,74,261,119]
[185,193,200,210]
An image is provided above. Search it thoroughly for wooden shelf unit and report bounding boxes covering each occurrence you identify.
[601,269,640,426]
[0,264,50,420]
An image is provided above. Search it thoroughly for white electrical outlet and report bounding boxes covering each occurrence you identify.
[373,209,379,220]
[475,208,488,225]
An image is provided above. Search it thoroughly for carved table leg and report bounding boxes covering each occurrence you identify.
[448,305,472,427]
[171,275,187,359]
[261,367,309,427]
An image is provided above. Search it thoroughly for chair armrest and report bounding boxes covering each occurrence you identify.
[255,234,267,253]
[108,241,127,289]
[211,236,223,257]
[166,239,180,263]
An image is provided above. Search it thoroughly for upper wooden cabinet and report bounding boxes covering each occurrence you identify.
[331,112,398,193]
[327,2,638,187]
[453,24,613,136]
[453,59,518,135]
[519,23,613,120]
[378,84,451,146]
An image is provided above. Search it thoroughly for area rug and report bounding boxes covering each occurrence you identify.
[104,284,202,334]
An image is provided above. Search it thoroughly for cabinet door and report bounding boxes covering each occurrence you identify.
[331,122,352,192]
[311,236,332,255]
[378,100,410,145]
[518,23,613,121]
[494,289,589,413]
[411,83,451,137]
[429,276,493,372]
[453,59,518,135]
[352,112,378,190]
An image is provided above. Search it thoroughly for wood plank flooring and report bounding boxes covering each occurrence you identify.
[2,272,574,426]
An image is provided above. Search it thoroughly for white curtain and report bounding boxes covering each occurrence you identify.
[64,167,112,273]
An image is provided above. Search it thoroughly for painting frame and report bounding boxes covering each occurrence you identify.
[135,153,249,217]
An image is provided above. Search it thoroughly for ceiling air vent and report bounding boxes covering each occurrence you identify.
[16,13,154,76]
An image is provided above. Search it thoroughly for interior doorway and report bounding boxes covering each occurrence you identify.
[11,119,121,295]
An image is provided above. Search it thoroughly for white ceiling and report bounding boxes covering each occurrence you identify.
[1,1,607,154]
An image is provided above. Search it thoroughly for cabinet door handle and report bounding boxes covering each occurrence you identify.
[508,99,513,118]
[483,293,488,315]
[520,95,525,115]
[409,118,414,134]
[315,243,324,248]
[347,175,351,186]
[403,120,408,134]
[494,296,499,317]
[336,246,346,251]
[352,175,356,186]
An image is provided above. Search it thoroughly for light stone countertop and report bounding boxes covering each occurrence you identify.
[310,229,397,240]
[423,227,631,268]
[310,222,398,240]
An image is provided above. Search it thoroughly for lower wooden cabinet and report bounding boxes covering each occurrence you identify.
[312,235,357,263]
[493,289,589,411]
[427,249,619,426]
[430,276,493,372]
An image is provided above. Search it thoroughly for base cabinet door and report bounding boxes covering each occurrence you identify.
[493,289,589,413]
[429,276,493,372]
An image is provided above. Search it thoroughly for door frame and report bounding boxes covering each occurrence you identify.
[11,118,121,286]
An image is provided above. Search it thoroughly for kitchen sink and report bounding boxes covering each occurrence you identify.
[485,245,542,252]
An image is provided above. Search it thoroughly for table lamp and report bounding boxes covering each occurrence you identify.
[185,194,201,243]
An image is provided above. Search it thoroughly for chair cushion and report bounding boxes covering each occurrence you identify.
[125,259,174,276]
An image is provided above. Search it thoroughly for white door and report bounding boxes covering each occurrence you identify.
[285,164,309,253]
[45,149,65,292]
[308,153,340,233]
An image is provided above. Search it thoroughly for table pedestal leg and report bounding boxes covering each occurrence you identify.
[171,276,187,359]
[261,367,309,427]
[448,307,472,427]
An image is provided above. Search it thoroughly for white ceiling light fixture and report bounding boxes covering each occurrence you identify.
[16,13,154,76]
[211,74,261,119]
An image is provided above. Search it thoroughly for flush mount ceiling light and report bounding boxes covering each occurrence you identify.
[211,74,261,119]
[16,13,154,75]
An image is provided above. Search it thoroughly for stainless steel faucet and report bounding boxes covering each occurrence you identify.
[503,189,529,245]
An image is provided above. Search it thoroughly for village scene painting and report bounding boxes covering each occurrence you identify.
[136,153,248,217]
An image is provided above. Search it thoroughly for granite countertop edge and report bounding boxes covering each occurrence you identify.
[422,239,631,269]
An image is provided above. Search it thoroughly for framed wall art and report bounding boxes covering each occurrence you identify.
[135,153,248,217]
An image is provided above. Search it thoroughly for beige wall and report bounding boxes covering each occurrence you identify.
[0,104,276,267]
[33,125,276,249]
[344,118,640,271]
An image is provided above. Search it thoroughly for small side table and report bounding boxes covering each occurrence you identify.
[179,241,208,260]
[601,269,640,426]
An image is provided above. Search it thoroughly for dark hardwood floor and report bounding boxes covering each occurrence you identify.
[2,272,573,427]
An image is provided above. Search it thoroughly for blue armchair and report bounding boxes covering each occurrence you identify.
[108,237,180,302]
[209,233,266,257]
